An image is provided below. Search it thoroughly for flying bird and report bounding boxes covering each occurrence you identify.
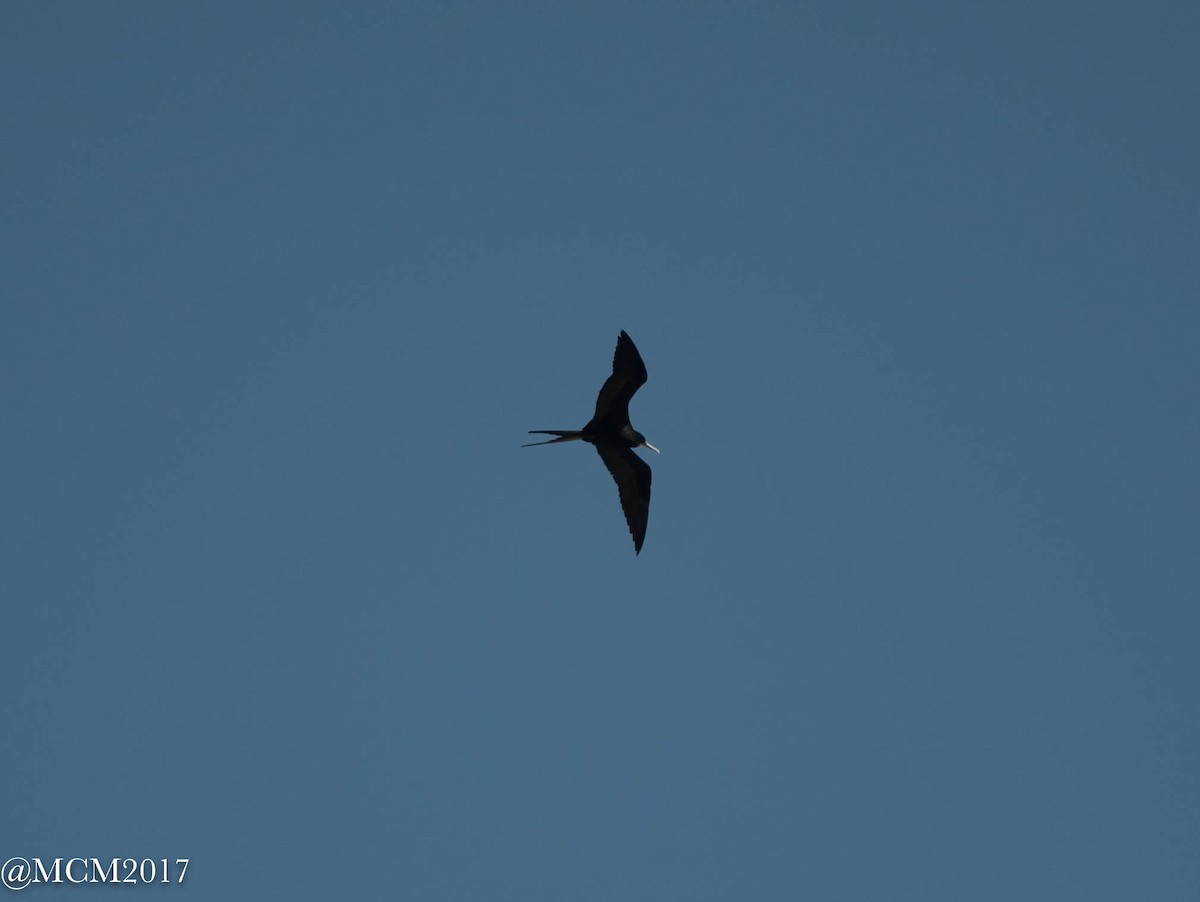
[523,330,659,554]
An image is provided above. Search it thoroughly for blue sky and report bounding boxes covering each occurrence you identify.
[2,3,1197,899]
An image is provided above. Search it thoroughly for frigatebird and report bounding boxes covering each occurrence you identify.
[523,330,659,554]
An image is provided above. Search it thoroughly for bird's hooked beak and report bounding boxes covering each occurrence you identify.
[641,441,660,454]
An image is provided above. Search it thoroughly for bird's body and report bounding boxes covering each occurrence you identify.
[524,330,658,554]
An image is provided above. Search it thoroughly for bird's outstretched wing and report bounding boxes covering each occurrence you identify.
[590,330,648,430]
[594,441,652,554]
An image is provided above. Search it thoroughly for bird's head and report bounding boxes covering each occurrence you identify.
[631,430,660,454]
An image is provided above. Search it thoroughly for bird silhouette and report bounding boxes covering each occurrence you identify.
[524,330,659,554]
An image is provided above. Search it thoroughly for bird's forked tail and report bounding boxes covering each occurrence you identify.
[522,430,584,447]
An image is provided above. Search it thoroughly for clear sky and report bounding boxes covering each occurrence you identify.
[3,3,1197,899]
